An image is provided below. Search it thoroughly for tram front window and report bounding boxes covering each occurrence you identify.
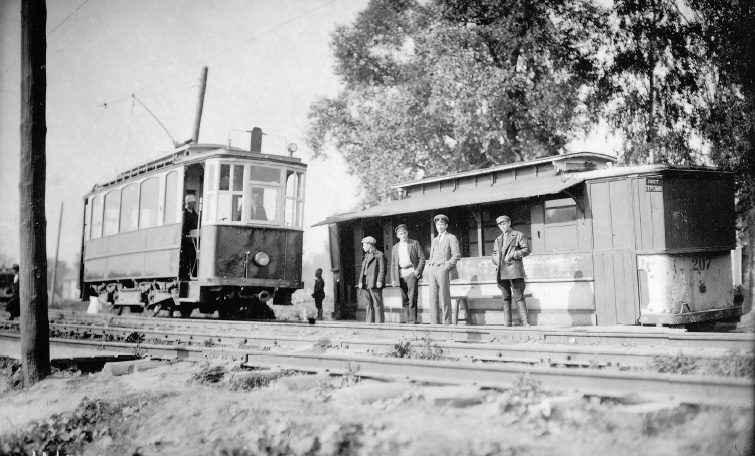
[249,187,277,222]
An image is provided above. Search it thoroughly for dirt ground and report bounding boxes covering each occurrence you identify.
[0,352,752,456]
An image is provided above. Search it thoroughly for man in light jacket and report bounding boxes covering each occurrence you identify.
[390,224,426,324]
[492,215,531,327]
[426,214,461,324]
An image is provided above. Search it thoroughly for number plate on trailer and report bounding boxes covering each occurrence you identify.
[646,177,663,192]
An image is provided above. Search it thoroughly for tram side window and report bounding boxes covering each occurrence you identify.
[139,177,159,229]
[217,164,244,222]
[103,190,120,236]
[119,183,139,233]
[164,171,180,224]
[90,194,103,239]
[285,171,304,227]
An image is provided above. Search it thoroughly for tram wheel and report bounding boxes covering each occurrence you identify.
[145,304,162,318]
[179,306,194,318]
[117,305,132,316]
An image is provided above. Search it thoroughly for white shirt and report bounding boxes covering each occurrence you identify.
[398,241,414,278]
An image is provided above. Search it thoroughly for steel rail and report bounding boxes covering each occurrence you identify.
[0,320,745,370]
[42,309,755,351]
[1,333,750,406]
[240,351,755,406]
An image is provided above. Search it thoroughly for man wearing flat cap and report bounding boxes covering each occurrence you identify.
[180,194,199,279]
[390,224,425,323]
[492,215,531,327]
[426,214,461,324]
[358,236,386,323]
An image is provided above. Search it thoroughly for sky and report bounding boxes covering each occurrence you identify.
[0,0,618,294]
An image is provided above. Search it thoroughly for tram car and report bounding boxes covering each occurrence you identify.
[80,128,306,318]
[316,152,743,328]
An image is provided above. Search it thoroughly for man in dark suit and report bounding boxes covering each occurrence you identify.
[358,236,386,323]
[180,194,199,279]
[250,190,268,221]
[426,214,461,324]
[390,224,425,323]
[492,215,531,327]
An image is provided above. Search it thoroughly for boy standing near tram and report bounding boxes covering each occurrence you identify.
[357,236,386,323]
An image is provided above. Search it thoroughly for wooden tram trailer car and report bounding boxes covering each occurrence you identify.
[80,130,306,318]
[317,152,741,327]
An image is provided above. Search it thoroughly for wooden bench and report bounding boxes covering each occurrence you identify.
[449,282,532,325]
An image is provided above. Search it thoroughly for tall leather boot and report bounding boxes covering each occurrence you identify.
[317,308,323,320]
[516,299,531,327]
[502,300,512,327]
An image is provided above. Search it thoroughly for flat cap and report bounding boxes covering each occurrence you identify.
[361,236,377,244]
[185,194,196,203]
[395,224,408,234]
[496,215,511,224]
[434,214,449,223]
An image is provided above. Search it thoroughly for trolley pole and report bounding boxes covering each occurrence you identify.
[191,66,208,144]
[19,0,51,385]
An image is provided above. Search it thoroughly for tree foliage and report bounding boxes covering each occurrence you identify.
[307,0,609,201]
[596,0,708,165]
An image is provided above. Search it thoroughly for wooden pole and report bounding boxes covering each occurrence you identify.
[191,66,208,144]
[19,0,50,385]
[49,202,63,307]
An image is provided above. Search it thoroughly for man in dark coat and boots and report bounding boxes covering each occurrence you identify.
[492,215,531,327]
[390,224,425,323]
[6,264,20,320]
[358,236,386,323]
[312,268,325,320]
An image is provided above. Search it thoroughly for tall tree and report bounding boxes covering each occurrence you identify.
[596,0,707,165]
[308,0,608,201]
[688,0,755,309]
[20,0,50,385]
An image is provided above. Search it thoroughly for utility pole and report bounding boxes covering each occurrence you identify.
[19,0,50,385]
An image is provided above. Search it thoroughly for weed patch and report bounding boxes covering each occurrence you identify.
[0,397,147,455]
[386,335,445,361]
[650,350,755,377]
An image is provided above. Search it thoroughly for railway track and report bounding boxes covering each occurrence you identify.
[45,309,755,350]
[1,331,751,406]
[0,319,744,369]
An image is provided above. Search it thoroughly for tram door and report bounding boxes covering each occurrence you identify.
[589,178,640,325]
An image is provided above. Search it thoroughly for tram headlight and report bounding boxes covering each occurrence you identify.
[254,252,270,266]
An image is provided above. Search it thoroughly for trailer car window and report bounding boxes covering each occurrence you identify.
[90,194,103,239]
[103,190,120,236]
[139,177,159,229]
[119,183,139,233]
[164,171,179,224]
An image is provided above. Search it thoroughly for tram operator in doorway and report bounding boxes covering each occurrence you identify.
[390,224,425,324]
[357,236,386,323]
[492,215,531,327]
[180,194,199,279]
[426,214,461,324]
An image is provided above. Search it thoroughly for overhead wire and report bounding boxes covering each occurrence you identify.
[0,0,91,80]
[99,0,340,107]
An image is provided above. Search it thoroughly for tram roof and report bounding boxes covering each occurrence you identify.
[312,162,728,227]
[87,142,305,195]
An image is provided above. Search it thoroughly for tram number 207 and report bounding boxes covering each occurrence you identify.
[692,256,712,271]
